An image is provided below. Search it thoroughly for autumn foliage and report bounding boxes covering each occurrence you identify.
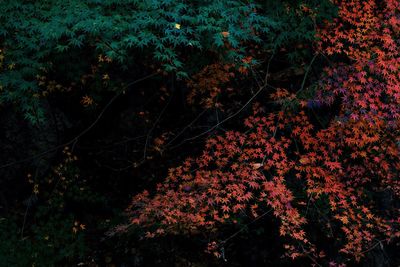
[123,0,400,264]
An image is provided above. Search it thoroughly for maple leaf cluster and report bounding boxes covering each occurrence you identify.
[186,63,235,109]
[122,0,400,264]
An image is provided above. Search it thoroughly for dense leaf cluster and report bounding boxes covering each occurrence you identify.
[124,0,400,265]
[0,0,336,122]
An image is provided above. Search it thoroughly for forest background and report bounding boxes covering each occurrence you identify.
[0,0,399,266]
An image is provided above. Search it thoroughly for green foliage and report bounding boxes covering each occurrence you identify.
[260,0,337,62]
[0,149,108,266]
[0,0,336,123]
[0,216,86,267]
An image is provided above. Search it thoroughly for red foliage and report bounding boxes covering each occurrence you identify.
[123,0,400,264]
[186,63,235,109]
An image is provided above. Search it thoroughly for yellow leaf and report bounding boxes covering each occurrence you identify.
[81,95,94,107]
[340,216,349,224]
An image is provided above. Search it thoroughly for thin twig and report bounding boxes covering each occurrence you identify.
[20,166,40,239]
[143,92,174,160]
[165,109,207,147]
[170,84,267,149]
[220,208,273,244]
[296,53,319,96]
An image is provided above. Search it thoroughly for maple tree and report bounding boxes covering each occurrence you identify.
[122,0,400,265]
[1,0,399,265]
